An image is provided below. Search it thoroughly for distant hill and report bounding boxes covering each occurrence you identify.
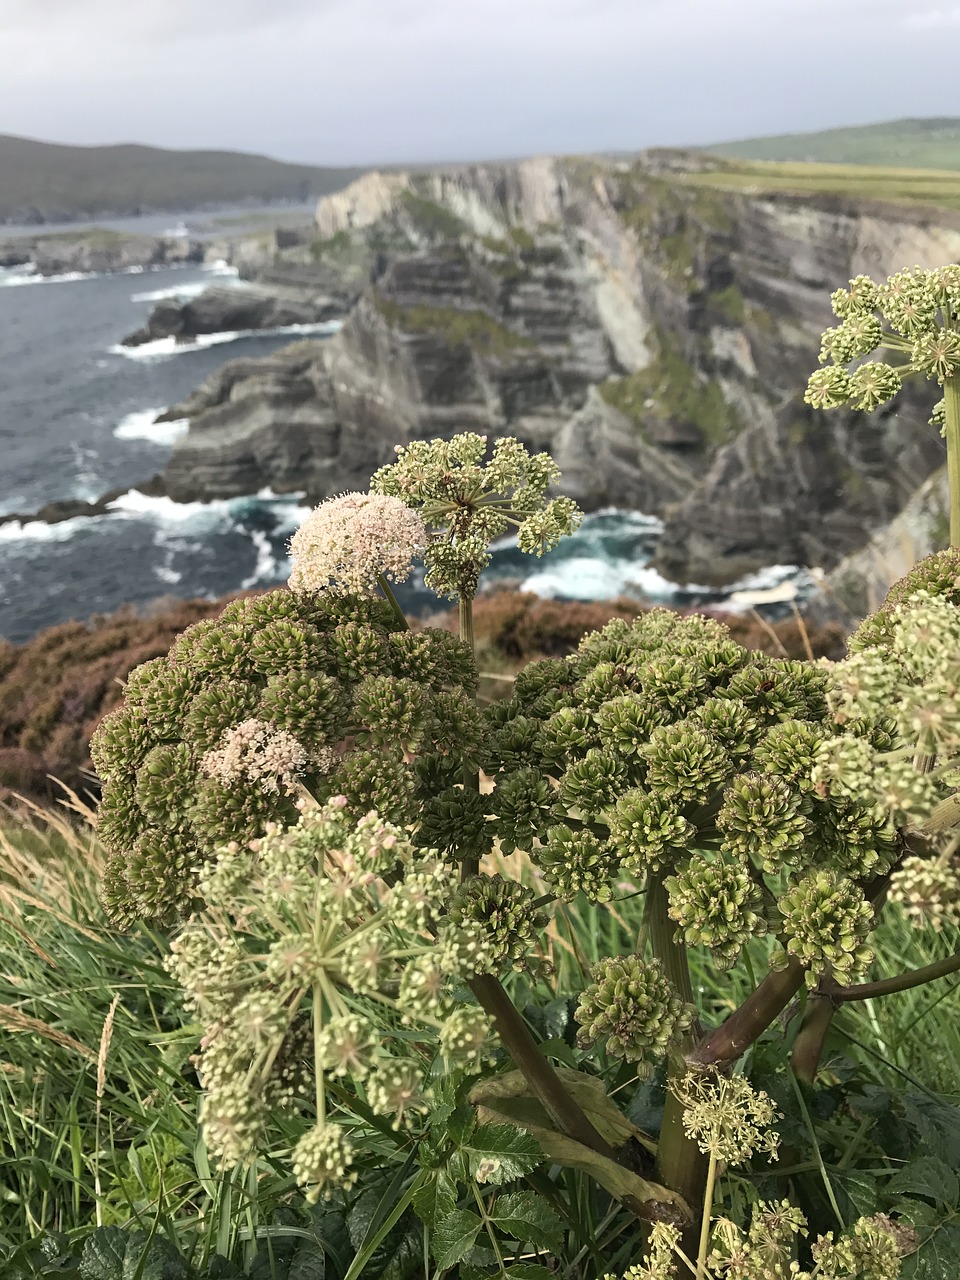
[0,134,366,224]
[706,117,960,171]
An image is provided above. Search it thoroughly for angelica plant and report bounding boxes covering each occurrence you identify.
[91,399,960,1280]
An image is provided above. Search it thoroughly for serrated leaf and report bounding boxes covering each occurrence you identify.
[890,1157,960,1209]
[432,1209,483,1270]
[490,1190,563,1250]
[902,1222,960,1279]
[830,1169,880,1218]
[412,1170,458,1228]
[463,1124,543,1184]
[904,1094,960,1167]
[78,1229,190,1280]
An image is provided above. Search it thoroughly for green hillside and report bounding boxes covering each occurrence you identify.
[706,117,960,170]
[676,156,960,212]
[0,133,365,224]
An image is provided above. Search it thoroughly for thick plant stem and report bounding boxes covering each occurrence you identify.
[791,990,837,1084]
[468,973,616,1157]
[693,958,807,1067]
[647,874,708,1245]
[945,374,960,547]
[830,948,960,1000]
[458,591,481,879]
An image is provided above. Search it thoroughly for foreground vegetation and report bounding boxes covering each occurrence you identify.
[7,262,960,1279]
[2,791,959,1279]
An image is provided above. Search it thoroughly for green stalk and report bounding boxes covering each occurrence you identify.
[376,574,410,630]
[696,1153,718,1280]
[945,374,960,547]
[647,873,708,1243]
[459,591,481,880]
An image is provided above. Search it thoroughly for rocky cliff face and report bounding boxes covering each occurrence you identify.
[159,155,958,585]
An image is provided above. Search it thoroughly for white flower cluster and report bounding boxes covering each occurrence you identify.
[201,717,311,796]
[164,798,495,1196]
[287,491,428,595]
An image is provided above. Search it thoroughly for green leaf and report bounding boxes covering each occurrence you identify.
[411,1169,458,1228]
[463,1124,543,1185]
[901,1222,960,1279]
[830,1168,880,1218]
[432,1209,483,1271]
[889,1157,960,1209]
[469,1079,689,1223]
[78,1229,191,1280]
[904,1094,960,1167]
[490,1190,563,1250]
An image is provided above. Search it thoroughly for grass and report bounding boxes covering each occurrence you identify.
[676,156,960,212]
[706,117,960,172]
[373,295,537,356]
[0,792,321,1274]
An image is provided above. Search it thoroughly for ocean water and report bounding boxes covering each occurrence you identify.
[0,265,813,645]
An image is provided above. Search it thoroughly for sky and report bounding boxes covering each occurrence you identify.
[1,0,959,166]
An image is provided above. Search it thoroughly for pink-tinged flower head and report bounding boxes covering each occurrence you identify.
[287,492,428,596]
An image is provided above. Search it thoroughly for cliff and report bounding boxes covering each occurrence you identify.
[157,154,957,586]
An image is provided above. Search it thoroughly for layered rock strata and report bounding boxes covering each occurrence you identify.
[157,155,958,585]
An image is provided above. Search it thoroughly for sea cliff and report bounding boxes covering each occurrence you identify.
[134,153,958,584]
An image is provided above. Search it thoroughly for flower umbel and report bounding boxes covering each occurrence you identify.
[288,491,428,595]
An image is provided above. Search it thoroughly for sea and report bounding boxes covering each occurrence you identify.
[0,234,815,646]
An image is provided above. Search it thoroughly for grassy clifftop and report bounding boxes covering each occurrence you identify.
[0,133,365,223]
[706,117,960,170]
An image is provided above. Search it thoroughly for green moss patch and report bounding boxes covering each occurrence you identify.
[374,295,537,356]
[599,334,739,447]
[399,190,466,239]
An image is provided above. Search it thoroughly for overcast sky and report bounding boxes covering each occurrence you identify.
[1,0,958,165]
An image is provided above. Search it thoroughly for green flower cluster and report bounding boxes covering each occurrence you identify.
[604,1206,906,1280]
[805,264,960,424]
[480,608,895,973]
[778,868,875,987]
[91,588,480,926]
[815,564,960,833]
[164,799,493,1202]
[575,954,696,1074]
[371,433,583,599]
[444,874,550,975]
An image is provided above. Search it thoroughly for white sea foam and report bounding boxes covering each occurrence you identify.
[1,267,96,286]
[131,275,248,303]
[109,320,343,360]
[202,259,240,277]
[113,409,189,446]
[0,515,95,543]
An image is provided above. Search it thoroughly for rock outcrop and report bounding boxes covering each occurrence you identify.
[0,230,204,276]
[121,284,350,347]
[157,154,960,585]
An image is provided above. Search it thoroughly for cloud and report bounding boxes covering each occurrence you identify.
[903,6,960,27]
[0,0,956,165]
